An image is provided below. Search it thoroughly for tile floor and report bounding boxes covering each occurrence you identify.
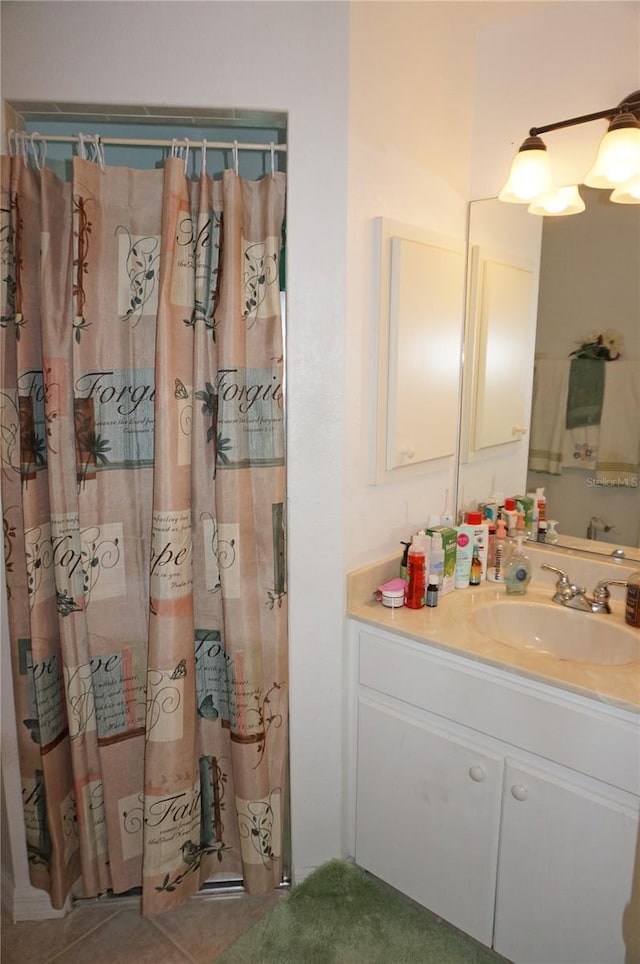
[1,888,283,963]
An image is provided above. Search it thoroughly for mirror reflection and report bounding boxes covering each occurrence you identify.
[463,189,640,555]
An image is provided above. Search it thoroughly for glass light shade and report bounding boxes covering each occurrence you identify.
[498,136,551,203]
[584,113,640,188]
[611,173,640,203]
[528,185,585,216]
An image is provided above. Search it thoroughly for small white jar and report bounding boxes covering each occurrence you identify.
[380,587,405,608]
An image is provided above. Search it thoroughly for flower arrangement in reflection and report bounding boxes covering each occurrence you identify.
[570,328,624,361]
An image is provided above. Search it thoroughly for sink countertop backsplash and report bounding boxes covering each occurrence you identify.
[347,543,640,713]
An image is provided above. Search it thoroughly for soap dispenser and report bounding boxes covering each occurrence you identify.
[399,541,411,580]
[505,535,531,596]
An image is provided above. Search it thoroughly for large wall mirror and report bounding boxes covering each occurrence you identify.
[460,187,640,557]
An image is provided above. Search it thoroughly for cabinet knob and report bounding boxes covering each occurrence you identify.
[468,765,486,783]
[512,425,528,437]
[402,447,415,460]
[511,784,528,801]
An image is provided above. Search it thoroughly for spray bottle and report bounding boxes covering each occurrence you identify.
[404,539,426,609]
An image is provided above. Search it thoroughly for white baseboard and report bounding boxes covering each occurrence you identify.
[290,863,319,885]
[3,872,70,921]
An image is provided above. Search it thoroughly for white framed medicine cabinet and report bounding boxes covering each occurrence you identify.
[371,217,465,485]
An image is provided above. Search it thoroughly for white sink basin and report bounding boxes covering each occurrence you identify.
[470,599,640,665]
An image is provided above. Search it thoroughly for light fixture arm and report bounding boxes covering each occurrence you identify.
[500,90,640,212]
[529,93,640,138]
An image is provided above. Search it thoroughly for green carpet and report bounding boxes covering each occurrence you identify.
[216,860,504,964]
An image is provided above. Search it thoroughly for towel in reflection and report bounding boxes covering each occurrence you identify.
[565,358,605,428]
[528,358,570,475]
[595,361,640,486]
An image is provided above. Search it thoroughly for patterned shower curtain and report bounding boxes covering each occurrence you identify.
[1,152,288,916]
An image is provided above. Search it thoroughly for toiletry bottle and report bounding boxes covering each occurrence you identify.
[505,535,531,596]
[405,541,426,609]
[537,520,548,543]
[546,520,559,545]
[515,510,526,537]
[527,492,539,541]
[414,531,431,575]
[625,572,640,627]
[440,490,454,527]
[454,525,474,589]
[399,541,411,581]
[470,544,482,586]
[466,511,488,579]
[480,499,498,523]
[536,487,546,523]
[429,532,445,590]
[503,498,517,537]
[426,573,439,608]
[440,506,454,527]
[486,520,497,573]
[488,519,507,582]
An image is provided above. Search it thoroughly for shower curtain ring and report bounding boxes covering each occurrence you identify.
[29,133,43,171]
[270,142,276,179]
[19,131,28,166]
[233,139,239,175]
[201,138,207,176]
[89,135,99,166]
[38,135,47,170]
[183,138,190,174]
[96,135,106,172]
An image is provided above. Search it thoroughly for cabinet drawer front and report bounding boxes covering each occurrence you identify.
[355,695,503,947]
[358,627,640,794]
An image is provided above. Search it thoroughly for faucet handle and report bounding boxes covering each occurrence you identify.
[593,578,628,599]
[592,578,628,614]
[542,563,569,584]
[542,563,576,601]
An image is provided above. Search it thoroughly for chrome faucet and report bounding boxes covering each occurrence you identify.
[541,564,627,614]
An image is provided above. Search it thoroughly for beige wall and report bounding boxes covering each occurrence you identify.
[345,3,492,569]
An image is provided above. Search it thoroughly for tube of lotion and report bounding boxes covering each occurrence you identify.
[454,524,475,589]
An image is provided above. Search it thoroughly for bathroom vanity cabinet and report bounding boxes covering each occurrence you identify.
[351,623,639,964]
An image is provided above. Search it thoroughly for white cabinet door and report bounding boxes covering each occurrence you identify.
[495,761,639,964]
[355,696,503,946]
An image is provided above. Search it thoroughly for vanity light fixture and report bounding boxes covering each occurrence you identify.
[527,185,585,217]
[498,135,551,203]
[610,171,640,204]
[499,90,640,215]
[584,109,640,188]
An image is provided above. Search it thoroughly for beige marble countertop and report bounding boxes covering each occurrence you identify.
[348,554,640,714]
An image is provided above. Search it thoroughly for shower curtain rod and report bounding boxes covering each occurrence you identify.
[23,133,287,152]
